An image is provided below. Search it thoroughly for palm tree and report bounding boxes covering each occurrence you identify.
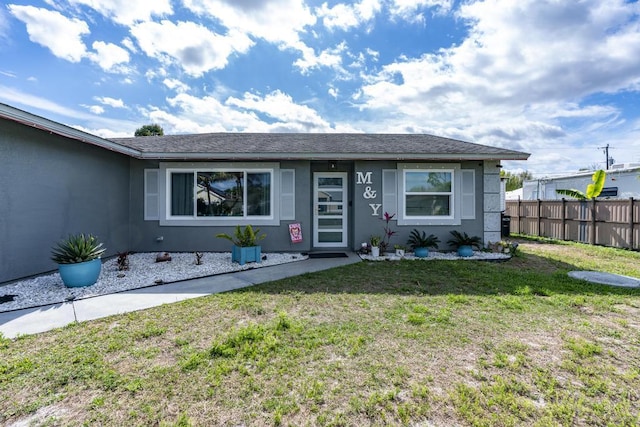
[555,170,606,200]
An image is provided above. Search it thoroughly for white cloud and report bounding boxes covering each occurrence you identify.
[154,93,263,133]
[292,40,347,74]
[0,7,10,40]
[145,107,230,134]
[227,90,332,131]
[181,0,326,76]
[66,0,173,25]
[144,67,168,81]
[8,5,88,62]
[452,0,640,102]
[121,37,137,53]
[162,78,190,93]
[138,89,345,134]
[317,0,382,31]
[94,96,126,108]
[352,0,640,173]
[89,41,130,71]
[183,0,316,46]
[74,125,134,138]
[388,0,453,22]
[130,20,254,76]
[87,104,105,114]
[0,84,136,133]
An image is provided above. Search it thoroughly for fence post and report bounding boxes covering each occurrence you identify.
[561,198,566,241]
[517,199,522,234]
[630,198,635,250]
[590,199,597,245]
[537,199,542,237]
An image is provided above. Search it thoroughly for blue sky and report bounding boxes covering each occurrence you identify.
[1,0,639,176]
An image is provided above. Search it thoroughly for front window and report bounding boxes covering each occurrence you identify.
[404,170,453,217]
[169,169,272,219]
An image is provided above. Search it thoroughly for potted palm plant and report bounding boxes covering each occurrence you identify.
[448,230,482,257]
[407,229,440,258]
[51,233,106,287]
[216,225,266,265]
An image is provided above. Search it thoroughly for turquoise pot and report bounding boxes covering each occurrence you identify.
[58,258,102,287]
[232,245,262,265]
[457,246,474,257]
[413,247,429,258]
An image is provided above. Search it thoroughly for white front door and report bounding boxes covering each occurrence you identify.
[313,172,348,247]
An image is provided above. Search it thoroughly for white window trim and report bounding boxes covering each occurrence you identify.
[397,163,462,226]
[159,162,280,226]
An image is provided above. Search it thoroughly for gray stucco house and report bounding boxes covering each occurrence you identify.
[0,102,529,284]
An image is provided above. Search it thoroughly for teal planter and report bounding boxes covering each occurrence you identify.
[413,247,429,258]
[232,245,262,265]
[457,246,474,257]
[58,258,102,287]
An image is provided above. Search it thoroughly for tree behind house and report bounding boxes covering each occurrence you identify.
[500,170,533,191]
[135,124,164,136]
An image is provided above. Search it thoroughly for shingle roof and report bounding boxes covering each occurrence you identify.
[110,133,530,161]
[0,102,529,161]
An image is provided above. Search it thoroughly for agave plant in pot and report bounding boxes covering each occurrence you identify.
[448,230,482,257]
[51,233,106,287]
[407,229,440,258]
[216,225,266,265]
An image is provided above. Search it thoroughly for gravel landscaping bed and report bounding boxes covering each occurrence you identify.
[359,251,512,261]
[0,252,307,313]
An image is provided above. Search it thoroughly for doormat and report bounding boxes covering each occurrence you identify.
[308,252,349,258]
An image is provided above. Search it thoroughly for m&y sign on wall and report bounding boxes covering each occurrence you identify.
[356,171,382,216]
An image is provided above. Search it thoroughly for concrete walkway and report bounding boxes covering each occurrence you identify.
[568,270,640,288]
[0,253,361,339]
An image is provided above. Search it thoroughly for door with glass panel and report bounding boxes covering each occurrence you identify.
[313,172,348,247]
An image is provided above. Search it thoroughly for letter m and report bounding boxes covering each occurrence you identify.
[356,172,372,184]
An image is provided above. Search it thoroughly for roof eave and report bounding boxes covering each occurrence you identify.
[138,152,530,161]
[0,103,142,158]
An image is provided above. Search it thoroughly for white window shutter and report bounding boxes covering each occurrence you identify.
[461,169,475,219]
[144,169,159,220]
[382,169,397,218]
[280,169,295,220]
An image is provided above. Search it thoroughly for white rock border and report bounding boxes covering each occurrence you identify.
[359,251,512,261]
[0,252,307,313]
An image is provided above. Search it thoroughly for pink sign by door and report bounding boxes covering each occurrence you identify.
[289,223,302,243]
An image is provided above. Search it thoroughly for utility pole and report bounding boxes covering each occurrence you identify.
[598,144,611,170]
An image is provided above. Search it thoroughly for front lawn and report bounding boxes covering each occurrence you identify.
[1,238,640,426]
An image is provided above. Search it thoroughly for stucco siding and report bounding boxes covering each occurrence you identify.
[127,160,314,253]
[352,160,485,251]
[0,119,130,283]
[1,104,528,284]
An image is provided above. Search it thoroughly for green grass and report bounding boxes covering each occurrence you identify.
[1,237,640,426]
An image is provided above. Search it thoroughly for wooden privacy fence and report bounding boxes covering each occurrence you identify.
[505,198,640,250]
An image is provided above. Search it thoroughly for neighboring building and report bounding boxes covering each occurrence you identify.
[522,165,640,200]
[0,103,529,283]
[505,188,523,201]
